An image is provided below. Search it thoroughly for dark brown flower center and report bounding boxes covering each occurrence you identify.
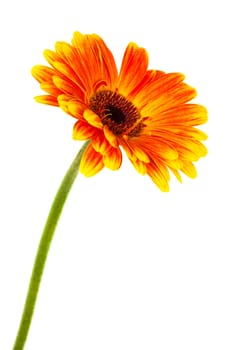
[89,90,144,137]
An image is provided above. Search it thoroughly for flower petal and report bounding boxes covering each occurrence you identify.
[73,121,97,140]
[166,158,184,170]
[152,125,208,141]
[80,144,104,177]
[53,75,81,96]
[31,65,55,83]
[83,109,103,129]
[40,82,62,96]
[134,72,185,107]
[92,133,112,155]
[57,94,71,114]
[52,60,85,98]
[129,158,147,175]
[180,161,197,178]
[150,104,208,126]
[103,125,119,148]
[126,136,178,162]
[124,140,150,163]
[170,168,182,183]
[118,43,148,97]
[71,32,118,93]
[141,132,207,162]
[134,73,196,114]
[33,51,84,101]
[103,147,122,170]
[127,69,165,99]
[43,49,62,66]
[146,161,170,192]
[34,95,58,106]
[68,100,86,119]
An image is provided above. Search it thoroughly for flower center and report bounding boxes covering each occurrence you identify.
[106,105,126,124]
[89,90,144,136]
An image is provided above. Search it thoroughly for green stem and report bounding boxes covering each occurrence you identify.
[12,140,90,350]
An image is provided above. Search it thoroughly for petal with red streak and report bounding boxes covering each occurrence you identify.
[34,95,58,106]
[92,133,112,155]
[71,32,118,94]
[118,43,148,97]
[80,144,104,177]
[103,147,122,170]
[83,109,103,129]
[103,125,118,148]
[73,121,97,140]
[146,162,170,192]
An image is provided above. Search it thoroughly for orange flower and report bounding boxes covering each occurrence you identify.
[32,31,207,191]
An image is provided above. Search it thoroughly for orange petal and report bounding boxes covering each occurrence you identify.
[141,137,179,161]
[53,76,81,96]
[180,161,197,178]
[54,44,89,93]
[156,159,170,182]
[40,81,61,96]
[52,61,85,98]
[72,32,118,92]
[153,125,208,141]
[73,121,97,140]
[151,104,208,127]
[34,95,58,106]
[151,141,179,161]
[120,138,150,163]
[83,109,103,129]
[43,49,62,66]
[130,158,147,175]
[127,69,165,99]
[57,94,71,114]
[103,147,122,170]
[134,72,185,107]
[134,73,196,114]
[120,138,136,161]
[103,125,118,148]
[31,65,55,83]
[166,158,184,170]
[145,132,207,161]
[80,144,104,177]
[118,43,148,97]
[170,168,182,183]
[146,162,170,192]
[178,138,208,160]
[148,84,196,114]
[125,141,150,163]
[92,133,112,155]
[68,100,87,119]
[55,41,73,62]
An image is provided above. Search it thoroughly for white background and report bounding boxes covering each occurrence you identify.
[0,0,233,349]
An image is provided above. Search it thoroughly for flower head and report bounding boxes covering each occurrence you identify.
[32,31,208,191]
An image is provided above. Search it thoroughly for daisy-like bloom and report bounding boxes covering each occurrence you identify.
[32,31,207,191]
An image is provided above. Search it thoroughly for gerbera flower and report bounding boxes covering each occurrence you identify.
[31,31,208,191]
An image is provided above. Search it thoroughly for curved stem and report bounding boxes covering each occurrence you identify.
[12,140,90,350]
